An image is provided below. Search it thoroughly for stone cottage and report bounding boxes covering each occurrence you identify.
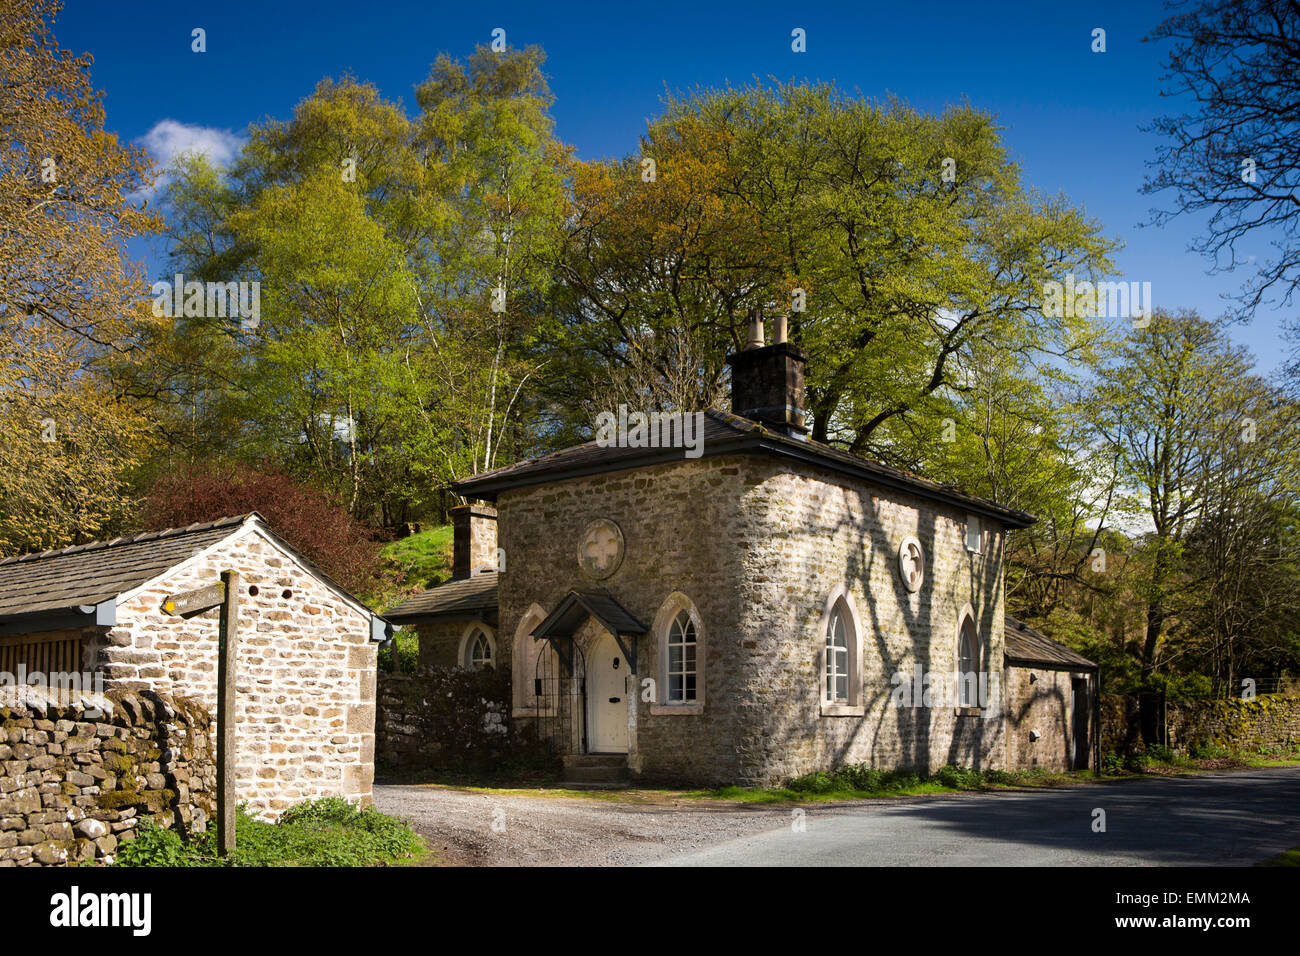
[388,310,1097,786]
[0,513,387,816]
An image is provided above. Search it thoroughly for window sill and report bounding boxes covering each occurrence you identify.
[954,706,982,718]
[820,703,866,717]
[650,702,704,716]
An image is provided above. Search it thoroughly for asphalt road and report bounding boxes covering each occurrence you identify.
[374,766,1300,866]
[659,766,1300,866]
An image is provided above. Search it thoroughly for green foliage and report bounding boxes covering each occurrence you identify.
[113,819,192,867]
[779,763,1091,798]
[382,525,454,588]
[1101,750,1125,775]
[114,799,424,867]
[145,48,571,530]
[934,764,984,789]
[788,765,945,794]
[1144,744,1175,764]
[377,630,419,673]
[364,524,455,612]
[1188,741,1233,760]
[787,771,837,794]
[1123,751,1150,773]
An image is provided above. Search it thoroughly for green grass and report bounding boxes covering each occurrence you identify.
[404,765,1092,807]
[361,524,454,612]
[1264,847,1300,867]
[113,797,427,867]
[688,780,957,804]
[687,764,1089,804]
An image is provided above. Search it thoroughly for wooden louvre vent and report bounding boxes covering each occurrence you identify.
[0,631,84,677]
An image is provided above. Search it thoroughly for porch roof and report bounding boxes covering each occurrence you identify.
[533,589,647,640]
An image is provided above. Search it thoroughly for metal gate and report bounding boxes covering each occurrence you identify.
[533,639,587,756]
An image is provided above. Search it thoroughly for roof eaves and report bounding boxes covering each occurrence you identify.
[0,597,117,637]
[748,436,1036,528]
[452,434,757,499]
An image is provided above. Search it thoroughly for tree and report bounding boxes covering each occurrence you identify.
[410,46,570,484]
[916,341,1119,622]
[0,0,159,554]
[549,82,1115,466]
[1090,310,1262,680]
[1143,0,1300,322]
[1177,381,1300,695]
[142,460,381,593]
[144,49,570,528]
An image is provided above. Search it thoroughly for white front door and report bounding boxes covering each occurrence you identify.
[588,632,629,753]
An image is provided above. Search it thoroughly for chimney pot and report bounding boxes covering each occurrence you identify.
[773,313,788,344]
[746,306,765,350]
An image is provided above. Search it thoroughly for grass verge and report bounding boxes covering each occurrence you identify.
[113,797,427,867]
[379,751,1300,808]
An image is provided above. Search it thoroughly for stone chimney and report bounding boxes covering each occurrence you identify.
[725,306,808,438]
[451,504,498,579]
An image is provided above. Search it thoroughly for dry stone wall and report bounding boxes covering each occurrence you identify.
[1169,695,1300,752]
[0,687,214,867]
[376,667,528,773]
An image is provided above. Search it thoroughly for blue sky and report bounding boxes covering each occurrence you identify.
[57,0,1295,373]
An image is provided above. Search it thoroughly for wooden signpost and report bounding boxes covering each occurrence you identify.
[163,570,240,856]
[161,583,226,618]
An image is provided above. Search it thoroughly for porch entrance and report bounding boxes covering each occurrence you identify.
[529,588,646,762]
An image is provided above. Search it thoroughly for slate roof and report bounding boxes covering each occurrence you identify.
[1004,616,1097,671]
[0,516,249,622]
[454,409,1035,528]
[385,572,499,624]
[0,514,388,641]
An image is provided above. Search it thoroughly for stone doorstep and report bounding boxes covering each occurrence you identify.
[560,753,631,788]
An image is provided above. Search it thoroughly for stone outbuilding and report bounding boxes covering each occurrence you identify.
[0,513,387,817]
[1003,616,1099,772]
[389,310,1097,786]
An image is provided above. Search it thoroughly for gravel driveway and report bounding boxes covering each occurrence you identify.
[373,784,804,866]
[375,766,1300,866]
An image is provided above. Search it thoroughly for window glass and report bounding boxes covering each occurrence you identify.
[667,610,697,702]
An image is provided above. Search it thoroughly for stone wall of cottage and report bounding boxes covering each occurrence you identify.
[415,618,495,670]
[497,456,750,784]
[721,460,1008,783]
[495,453,1010,787]
[0,687,214,867]
[1004,667,1093,771]
[85,530,377,819]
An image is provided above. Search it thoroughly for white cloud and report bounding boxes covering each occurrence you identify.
[135,119,246,199]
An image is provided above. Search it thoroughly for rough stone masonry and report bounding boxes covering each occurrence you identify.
[0,686,215,867]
